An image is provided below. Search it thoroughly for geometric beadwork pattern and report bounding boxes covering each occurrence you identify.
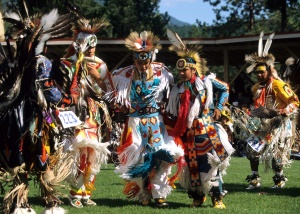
[186,129,201,187]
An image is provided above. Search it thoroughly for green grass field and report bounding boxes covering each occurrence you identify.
[2,157,300,214]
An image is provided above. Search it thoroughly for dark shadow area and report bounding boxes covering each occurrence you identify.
[224,182,300,197]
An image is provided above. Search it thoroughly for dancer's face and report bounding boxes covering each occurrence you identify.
[84,46,96,57]
[179,67,196,82]
[134,58,151,73]
[255,65,271,83]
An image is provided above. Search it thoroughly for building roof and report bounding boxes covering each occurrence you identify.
[2,31,300,82]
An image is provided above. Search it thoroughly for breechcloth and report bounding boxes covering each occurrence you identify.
[186,89,229,187]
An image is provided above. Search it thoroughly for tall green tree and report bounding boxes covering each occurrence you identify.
[3,0,105,18]
[3,0,111,37]
[103,0,169,38]
[203,0,267,37]
[265,0,299,32]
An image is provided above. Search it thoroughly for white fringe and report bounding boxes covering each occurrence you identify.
[203,76,213,109]
[115,142,142,175]
[67,137,110,181]
[187,95,201,129]
[12,207,37,214]
[111,75,131,108]
[166,85,180,117]
[41,206,66,214]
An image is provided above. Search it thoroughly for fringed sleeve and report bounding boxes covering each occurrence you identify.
[111,74,132,108]
[166,85,180,117]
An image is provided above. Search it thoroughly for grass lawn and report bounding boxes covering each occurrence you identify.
[2,157,300,214]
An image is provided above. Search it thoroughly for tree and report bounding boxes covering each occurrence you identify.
[103,0,170,38]
[202,0,267,37]
[3,0,111,37]
[265,0,299,32]
[3,0,105,15]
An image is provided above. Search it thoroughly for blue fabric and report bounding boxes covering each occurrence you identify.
[127,149,174,179]
[130,79,160,104]
[128,153,154,179]
[37,58,52,79]
[210,78,229,111]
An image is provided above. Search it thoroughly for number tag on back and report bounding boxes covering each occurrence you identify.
[246,135,266,153]
[58,111,82,128]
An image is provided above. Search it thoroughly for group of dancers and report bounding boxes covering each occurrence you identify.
[0,2,299,214]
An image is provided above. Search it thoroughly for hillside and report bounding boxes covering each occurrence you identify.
[168,15,191,26]
[94,0,190,26]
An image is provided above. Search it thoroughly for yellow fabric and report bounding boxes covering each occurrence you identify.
[255,65,267,71]
[252,79,299,110]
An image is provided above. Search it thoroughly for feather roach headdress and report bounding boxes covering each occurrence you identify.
[64,1,109,55]
[125,31,161,61]
[167,29,208,76]
[71,17,109,53]
[245,31,275,73]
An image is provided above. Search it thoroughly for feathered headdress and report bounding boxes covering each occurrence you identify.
[245,31,275,73]
[125,31,161,61]
[72,18,109,53]
[167,29,208,76]
[64,1,109,56]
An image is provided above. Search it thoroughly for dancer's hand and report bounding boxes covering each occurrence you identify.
[213,108,221,121]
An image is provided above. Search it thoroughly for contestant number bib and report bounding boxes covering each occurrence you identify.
[58,111,82,128]
[247,135,266,153]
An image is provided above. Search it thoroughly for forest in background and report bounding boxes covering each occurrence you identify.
[1,0,299,96]
[1,0,300,39]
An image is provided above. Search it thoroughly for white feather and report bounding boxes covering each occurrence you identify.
[152,48,158,62]
[285,57,295,66]
[258,31,264,57]
[134,42,142,49]
[40,9,59,31]
[0,11,5,41]
[246,63,257,73]
[140,31,148,41]
[167,29,186,51]
[35,33,51,55]
[4,12,21,21]
[263,33,274,57]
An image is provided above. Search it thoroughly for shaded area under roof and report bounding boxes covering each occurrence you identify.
[2,32,300,83]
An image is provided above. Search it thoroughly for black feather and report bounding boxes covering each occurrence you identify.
[250,106,279,118]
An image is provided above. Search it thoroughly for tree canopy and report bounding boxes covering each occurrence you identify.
[1,0,300,39]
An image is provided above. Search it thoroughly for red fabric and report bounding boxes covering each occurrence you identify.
[254,86,266,108]
[168,156,187,186]
[172,75,196,136]
[70,74,79,96]
[172,88,190,136]
[254,78,273,108]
